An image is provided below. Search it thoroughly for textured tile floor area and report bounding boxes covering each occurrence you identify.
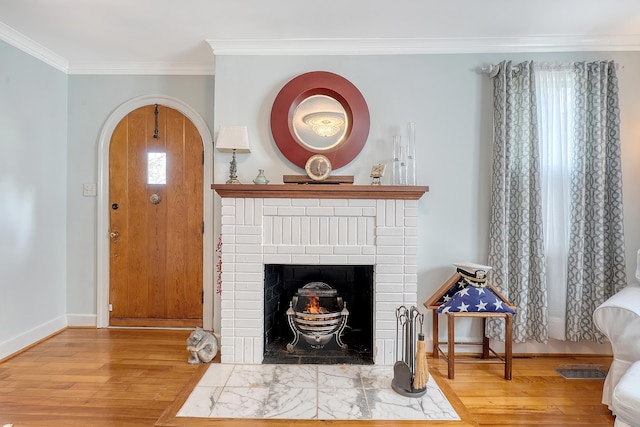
[177,364,460,421]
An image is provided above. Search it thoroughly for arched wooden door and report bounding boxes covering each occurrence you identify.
[108,105,203,327]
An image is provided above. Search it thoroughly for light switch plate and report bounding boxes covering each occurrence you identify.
[83,183,97,197]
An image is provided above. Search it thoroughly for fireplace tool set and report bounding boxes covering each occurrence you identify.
[392,305,428,397]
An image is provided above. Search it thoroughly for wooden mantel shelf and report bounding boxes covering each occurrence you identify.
[211,184,429,200]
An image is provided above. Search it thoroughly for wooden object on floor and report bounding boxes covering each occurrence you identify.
[433,311,513,380]
[424,272,516,380]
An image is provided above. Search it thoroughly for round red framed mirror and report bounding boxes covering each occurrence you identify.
[270,71,370,170]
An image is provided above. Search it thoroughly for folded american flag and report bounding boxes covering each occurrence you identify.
[436,278,516,314]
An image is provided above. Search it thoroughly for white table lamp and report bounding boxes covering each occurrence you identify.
[216,126,251,184]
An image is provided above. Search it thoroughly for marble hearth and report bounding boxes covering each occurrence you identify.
[213,184,428,365]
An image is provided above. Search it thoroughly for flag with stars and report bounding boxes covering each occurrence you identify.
[436,281,516,314]
[436,278,468,304]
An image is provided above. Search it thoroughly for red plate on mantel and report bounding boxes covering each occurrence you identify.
[270,71,370,170]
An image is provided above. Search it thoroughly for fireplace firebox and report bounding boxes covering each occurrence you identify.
[264,264,374,364]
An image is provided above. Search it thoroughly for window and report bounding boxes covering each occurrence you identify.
[147,152,166,184]
[536,65,574,340]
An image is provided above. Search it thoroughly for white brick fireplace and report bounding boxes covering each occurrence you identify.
[213,184,428,365]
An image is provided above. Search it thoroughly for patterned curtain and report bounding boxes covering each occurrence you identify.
[565,61,627,342]
[487,61,549,343]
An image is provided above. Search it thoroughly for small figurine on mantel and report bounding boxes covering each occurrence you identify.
[186,327,219,364]
[370,164,385,185]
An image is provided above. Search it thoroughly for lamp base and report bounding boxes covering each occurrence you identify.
[226,150,241,184]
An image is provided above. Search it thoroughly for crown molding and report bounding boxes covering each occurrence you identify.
[207,35,640,55]
[3,21,639,76]
[0,21,215,75]
[66,61,215,75]
[0,21,68,72]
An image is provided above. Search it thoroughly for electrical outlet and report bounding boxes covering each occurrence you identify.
[83,183,97,197]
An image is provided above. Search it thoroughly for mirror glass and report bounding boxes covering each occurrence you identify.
[292,95,348,151]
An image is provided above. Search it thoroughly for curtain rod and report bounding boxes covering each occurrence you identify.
[481,62,621,77]
[480,65,501,77]
[480,65,497,74]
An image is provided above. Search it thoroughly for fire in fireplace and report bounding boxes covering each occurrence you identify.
[286,282,349,350]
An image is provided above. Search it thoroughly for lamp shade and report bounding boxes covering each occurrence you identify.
[215,126,251,153]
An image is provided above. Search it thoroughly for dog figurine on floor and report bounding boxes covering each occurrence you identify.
[186,327,218,364]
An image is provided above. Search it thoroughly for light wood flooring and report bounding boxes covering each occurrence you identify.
[0,328,615,426]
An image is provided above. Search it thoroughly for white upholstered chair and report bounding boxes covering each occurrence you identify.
[593,250,640,426]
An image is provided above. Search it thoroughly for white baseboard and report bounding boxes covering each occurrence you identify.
[0,315,67,360]
[66,313,97,327]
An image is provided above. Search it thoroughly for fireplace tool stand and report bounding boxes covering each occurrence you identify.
[392,305,427,397]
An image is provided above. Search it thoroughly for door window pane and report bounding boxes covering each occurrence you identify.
[148,152,166,184]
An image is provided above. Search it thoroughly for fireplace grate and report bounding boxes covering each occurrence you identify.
[286,282,349,351]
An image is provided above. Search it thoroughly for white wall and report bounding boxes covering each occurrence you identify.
[212,52,640,353]
[0,41,68,357]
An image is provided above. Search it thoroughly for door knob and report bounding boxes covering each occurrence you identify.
[110,231,119,239]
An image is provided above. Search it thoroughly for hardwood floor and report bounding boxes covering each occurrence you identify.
[0,328,615,426]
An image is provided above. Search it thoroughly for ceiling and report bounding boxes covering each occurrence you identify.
[1,0,640,75]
